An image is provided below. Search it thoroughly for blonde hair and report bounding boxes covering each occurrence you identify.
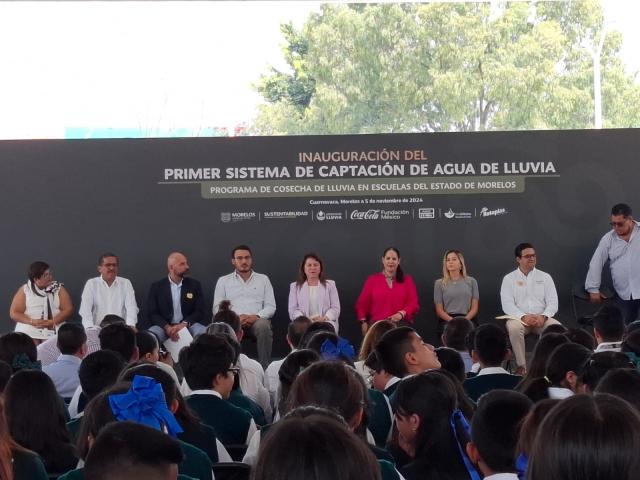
[440,250,468,287]
[358,320,397,361]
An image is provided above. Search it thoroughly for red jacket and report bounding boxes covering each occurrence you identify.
[355,273,420,322]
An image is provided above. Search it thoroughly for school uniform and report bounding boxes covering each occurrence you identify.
[186,390,257,445]
[59,471,196,480]
[484,474,519,480]
[177,423,222,464]
[228,389,267,427]
[66,417,83,444]
[548,387,574,400]
[401,454,473,480]
[368,388,394,446]
[463,367,523,403]
[384,377,401,397]
[12,449,48,480]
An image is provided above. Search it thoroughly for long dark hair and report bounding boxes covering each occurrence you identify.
[382,247,404,283]
[296,253,327,288]
[516,333,570,393]
[278,349,322,417]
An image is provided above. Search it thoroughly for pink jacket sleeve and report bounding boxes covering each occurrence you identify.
[355,276,374,320]
[403,275,420,319]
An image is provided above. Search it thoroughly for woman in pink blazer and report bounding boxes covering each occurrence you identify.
[288,253,341,333]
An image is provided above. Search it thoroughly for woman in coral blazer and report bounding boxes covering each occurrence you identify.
[288,253,341,333]
[356,247,419,336]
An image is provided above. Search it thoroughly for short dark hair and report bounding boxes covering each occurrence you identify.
[467,327,478,355]
[27,261,50,282]
[622,330,640,356]
[515,243,534,258]
[364,351,381,372]
[135,332,159,358]
[277,349,322,417]
[564,327,596,350]
[443,317,473,351]
[474,324,508,366]
[434,347,466,384]
[298,322,336,348]
[79,350,127,400]
[0,360,11,393]
[99,324,137,362]
[472,390,532,473]
[213,300,241,333]
[288,317,313,348]
[181,334,235,390]
[541,323,567,336]
[581,351,634,392]
[596,369,640,412]
[374,327,416,378]
[231,245,251,258]
[98,253,118,265]
[100,315,126,328]
[0,332,37,372]
[626,320,640,336]
[84,421,184,480]
[57,323,87,355]
[612,203,632,217]
[593,306,626,342]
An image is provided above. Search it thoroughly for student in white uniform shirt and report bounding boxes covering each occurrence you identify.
[79,253,139,329]
[500,243,561,374]
[593,306,625,352]
[467,390,533,480]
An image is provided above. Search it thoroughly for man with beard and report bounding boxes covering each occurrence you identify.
[148,252,206,342]
[213,245,276,368]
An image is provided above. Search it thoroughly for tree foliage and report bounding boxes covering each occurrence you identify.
[249,0,640,135]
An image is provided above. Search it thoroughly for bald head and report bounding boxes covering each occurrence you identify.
[167,253,189,280]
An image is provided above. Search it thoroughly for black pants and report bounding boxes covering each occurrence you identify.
[616,297,640,324]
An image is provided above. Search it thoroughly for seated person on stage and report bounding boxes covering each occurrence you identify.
[442,316,474,373]
[43,323,88,398]
[434,250,479,329]
[593,306,625,352]
[79,253,139,329]
[264,316,312,406]
[500,243,561,375]
[147,252,207,343]
[182,333,258,445]
[365,351,400,397]
[375,327,441,382]
[466,390,533,480]
[213,245,276,368]
[83,422,186,480]
[464,325,523,403]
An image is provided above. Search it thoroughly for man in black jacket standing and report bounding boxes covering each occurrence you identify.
[147,252,207,342]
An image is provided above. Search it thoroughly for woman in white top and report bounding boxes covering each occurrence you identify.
[9,261,73,342]
[288,253,341,333]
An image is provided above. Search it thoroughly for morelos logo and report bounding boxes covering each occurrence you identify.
[351,209,380,220]
[480,207,507,217]
[221,212,231,223]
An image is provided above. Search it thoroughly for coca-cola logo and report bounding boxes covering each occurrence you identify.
[351,209,381,220]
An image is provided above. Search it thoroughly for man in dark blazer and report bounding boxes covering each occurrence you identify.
[147,252,207,343]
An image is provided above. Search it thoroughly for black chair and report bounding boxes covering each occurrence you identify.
[212,463,251,480]
[225,444,248,462]
[572,285,616,327]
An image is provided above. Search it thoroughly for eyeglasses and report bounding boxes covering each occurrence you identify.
[39,272,53,279]
[101,263,119,268]
[521,254,537,259]
[610,221,627,228]
[234,256,251,261]
[227,367,240,377]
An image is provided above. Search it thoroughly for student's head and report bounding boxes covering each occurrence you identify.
[278,349,322,416]
[99,324,138,363]
[474,324,510,367]
[467,327,479,362]
[564,327,596,351]
[57,322,88,356]
[135,332,160,363]
[625,320,640,336]
[0,361,10,394]
[515,399,561,457]
[305,333,356,367]
[520,343,592,403]
[251,414,381,480]
[288,361,366,429]
[517,333,570,391]
[99,314,126,328]
[79,350,128,401]
[541,323,567,336]
[434,347,466,384]
[4,369,70,467]
[358,320,396,361]
[204,322,237,340]
[213,299,242,338]
[180,334,236,398]
[581,351,634,393]
[467,390,532,476]
[593,306,626,344]
[298,322,336,349]
[375,327,440,378]
[437,369,476,422]
[596,369,640,412]
[120,364,178,412]
[84,421,183,480]
[622,329,640,357]
[287,316,313,349]
[442,317,473,351]
[364,351,394,392]
[0,332,37,373]
[529,394,640,480]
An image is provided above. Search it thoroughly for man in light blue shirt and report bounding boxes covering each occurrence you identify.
[586,203,640,323]
[213,245,276,368]
[43,323,88,398]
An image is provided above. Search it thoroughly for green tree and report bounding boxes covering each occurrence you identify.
[249,1,640,135]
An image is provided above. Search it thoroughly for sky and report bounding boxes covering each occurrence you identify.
[0,0,636,139]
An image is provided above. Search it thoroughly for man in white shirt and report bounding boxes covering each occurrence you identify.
[79,253,139,329]
[500,243,561,374]
[593,306,625,352]
[213,245,276,368]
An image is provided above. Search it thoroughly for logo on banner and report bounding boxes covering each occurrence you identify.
[419,208,435,219]
[351,210,381,220]
[443,208,473,219]
[221,212,231,223]
[263,211,309,219]
[381,210,411,220]
[221,212,256,222]
[317,211,342,221]
[479,207,507,217]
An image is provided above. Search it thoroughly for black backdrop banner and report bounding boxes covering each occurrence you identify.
[0,129,634,354]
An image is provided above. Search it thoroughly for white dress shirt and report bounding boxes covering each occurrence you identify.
[169,276,183,323]
[476,366,510,376]
[190,390,258,444]
[79,276,139,327]
[586,222,640,301]
[500,268,558,319]
[484,474,519,480]
[212,271,276,318]
[308,286,320,318]
[548,387,574,399]
[594,341,623,352]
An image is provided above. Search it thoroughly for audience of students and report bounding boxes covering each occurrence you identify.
[356,320,397,385]
[515,333,570,394]
[595,368,640,412]
[581,351,634,392]
[43,323,87,398]
[364,351,400,397]
[375,327,440,380]
[563,327,597,350]
[441,317,475,372]
[593,306,626,352]
[434,347,467,384]
[514,399,561,478]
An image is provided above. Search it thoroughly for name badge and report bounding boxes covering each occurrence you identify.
[186,293,193,299]
[517,282,524,287]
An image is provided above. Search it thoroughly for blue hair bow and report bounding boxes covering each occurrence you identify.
[321,338,355,361]
[515,453,528,480]
[109,375,183,438]
[450,410,482,480]
[12,354,41,371]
